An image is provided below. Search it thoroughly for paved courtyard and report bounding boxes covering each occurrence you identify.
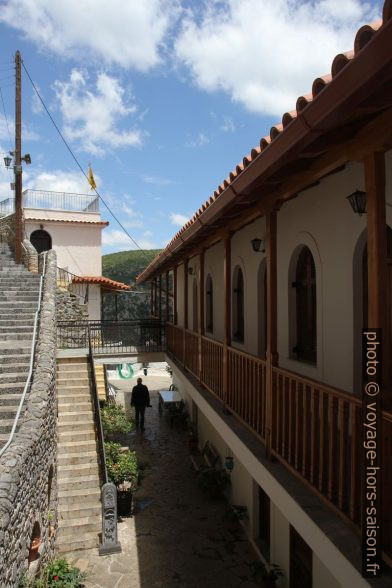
[68,374,262,588]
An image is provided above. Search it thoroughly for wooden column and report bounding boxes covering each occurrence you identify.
[223,235,231,410]
[165,271,169,323]
[150,281,154,318]
[173,265,178,325]
[266,211,278,456]
[158,275,162,322]
[364,152,389,391]
[183,259,189,365]
[198,249,205,380]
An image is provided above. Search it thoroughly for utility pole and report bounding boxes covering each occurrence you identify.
[14,50,22,264]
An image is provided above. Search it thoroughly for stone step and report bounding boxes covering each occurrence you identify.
[58,462,99,477]
[0,405,20,418]
[58,430,96,443]
[58,474,100,493]
[0,381,25,392]
[0,353,31,364]
[57,392,91,403]
[58,420,95,433]
[0,307,37,316]
[0,318,35,327]
[59,501,101,519]
[58,486,101,503]
[0,294,39,301]
[58,411,93,423]
[58,401,92,414]
[0,419,15,434]
[58,451,98,466]
[0,372,28,384]
[0,432,10,443]
[56,533,99,553]
[0,332,34,341]
[58,439,97,455]
[57,378,90,387]
[0,393,23,406]
[0,279,41,285]
[57,362,89,371]
[57,517,101,538]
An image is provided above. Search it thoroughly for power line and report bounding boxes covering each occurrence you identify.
[22,60,153,266]
[0,86,12,149]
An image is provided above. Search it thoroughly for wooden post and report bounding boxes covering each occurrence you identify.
[364,152,388,392]
[14,51,23,264]
[223,235,231,410]
[158,275,162,322]
[266,211,278,457]
[183,260,189,365]
[173,265,178,325]
[150,281,154,318]
[165,271,169,323]
[199,249,205,380]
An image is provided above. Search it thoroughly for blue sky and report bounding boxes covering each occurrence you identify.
[0,0,383,254]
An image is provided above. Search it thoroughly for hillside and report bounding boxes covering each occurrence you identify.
[101,249,161,320]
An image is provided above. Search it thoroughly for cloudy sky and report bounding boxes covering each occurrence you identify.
[0,0,383,253]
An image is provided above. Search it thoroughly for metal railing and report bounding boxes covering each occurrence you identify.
[0,189,100,214]
[57,319,166,354]
[0,252,47,457]
[57,266,89,305]
[88,325,108,484]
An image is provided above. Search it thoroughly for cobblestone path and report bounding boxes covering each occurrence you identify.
[69,386,261,588]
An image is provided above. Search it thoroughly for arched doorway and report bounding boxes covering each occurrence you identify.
[30,229,52,253]
[293,246,317,363]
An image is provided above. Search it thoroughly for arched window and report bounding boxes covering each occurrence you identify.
[233,266,244,342]
[192,278,198,332]
[206,274,213,333]
[30,229,52,253]
[293,246,316,363]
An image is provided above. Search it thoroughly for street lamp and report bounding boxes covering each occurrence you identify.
[3,155,12,169]
[346,189,366,216]
[251,237,266,253]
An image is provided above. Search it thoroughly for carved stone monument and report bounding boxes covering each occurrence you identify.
[99,482,122,555]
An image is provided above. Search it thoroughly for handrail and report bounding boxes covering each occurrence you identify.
[57,266,89,305]
[0,252,47,457]
[87,324,108,484]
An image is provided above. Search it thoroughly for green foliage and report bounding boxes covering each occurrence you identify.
[250,561,284,583]
[105,442,139,489]
[101,403,134,437]
[101,249,161,321]
[20,558,85,587]
[197,468,231,499]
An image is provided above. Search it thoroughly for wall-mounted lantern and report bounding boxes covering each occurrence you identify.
[251,237,266,253]
[346,189,366,216]
[225,455,234,472]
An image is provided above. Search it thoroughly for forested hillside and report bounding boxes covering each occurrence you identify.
[101,249,161,320]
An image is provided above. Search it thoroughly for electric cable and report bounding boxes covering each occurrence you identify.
[22,60,154,266]
[0,86,12,150]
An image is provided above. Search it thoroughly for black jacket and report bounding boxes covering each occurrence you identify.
[131,383,150,408]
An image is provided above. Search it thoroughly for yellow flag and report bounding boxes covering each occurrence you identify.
[88,162,96,191]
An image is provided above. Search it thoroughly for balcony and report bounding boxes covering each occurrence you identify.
[166,323,392,565]
[0,189,100,216]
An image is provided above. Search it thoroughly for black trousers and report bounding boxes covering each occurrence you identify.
[135,406,146,430]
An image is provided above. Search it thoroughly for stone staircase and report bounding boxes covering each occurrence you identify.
[57,357,102,553]
[0,243,41,447]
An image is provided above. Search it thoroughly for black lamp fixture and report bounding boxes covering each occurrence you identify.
[3,155,11,169]
[22,153,31,165]
[251,237,266,253]
[347,189,366,216]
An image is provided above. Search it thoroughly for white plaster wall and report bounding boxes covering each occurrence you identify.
[169,360,371,588]
[25,219,103,276]
[24,208,101,223]
[204,241,224,342]
[270,503,290,588]
[87,284,101,320]
[313,555,343,588]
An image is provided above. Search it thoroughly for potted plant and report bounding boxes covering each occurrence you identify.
[197,468,231,499]
[250,561,284,587]
[101,403,134,442]
[105,441,140,516]
[20,556,86,587]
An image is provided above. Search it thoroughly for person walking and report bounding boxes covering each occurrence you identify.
[131,377,151,432]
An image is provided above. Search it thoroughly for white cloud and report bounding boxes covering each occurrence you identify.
[0,118,40,142]
[102,229,157,251]
[53,69,143,156]
[186,132,209,148]
[143,230,153,237]
[142,175,178,186]
[175,0,378,116]
[220,116,235,133]
[0,0,180,72]
[170,212,189,226]
[25,169,96,193]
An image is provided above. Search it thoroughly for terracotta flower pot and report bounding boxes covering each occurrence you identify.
[28,538,41,563]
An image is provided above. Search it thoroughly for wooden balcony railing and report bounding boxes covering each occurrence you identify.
[227,347,267,442]
[166,323,392,562]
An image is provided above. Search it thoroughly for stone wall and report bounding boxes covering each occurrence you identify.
[0,249,58,587]
[57,290,89,322]
[0,214,16,255]
[22,238,38,274]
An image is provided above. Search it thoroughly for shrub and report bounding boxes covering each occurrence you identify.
[105,442,139,490]
[20,557,85,587]
[101,403,134,437]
